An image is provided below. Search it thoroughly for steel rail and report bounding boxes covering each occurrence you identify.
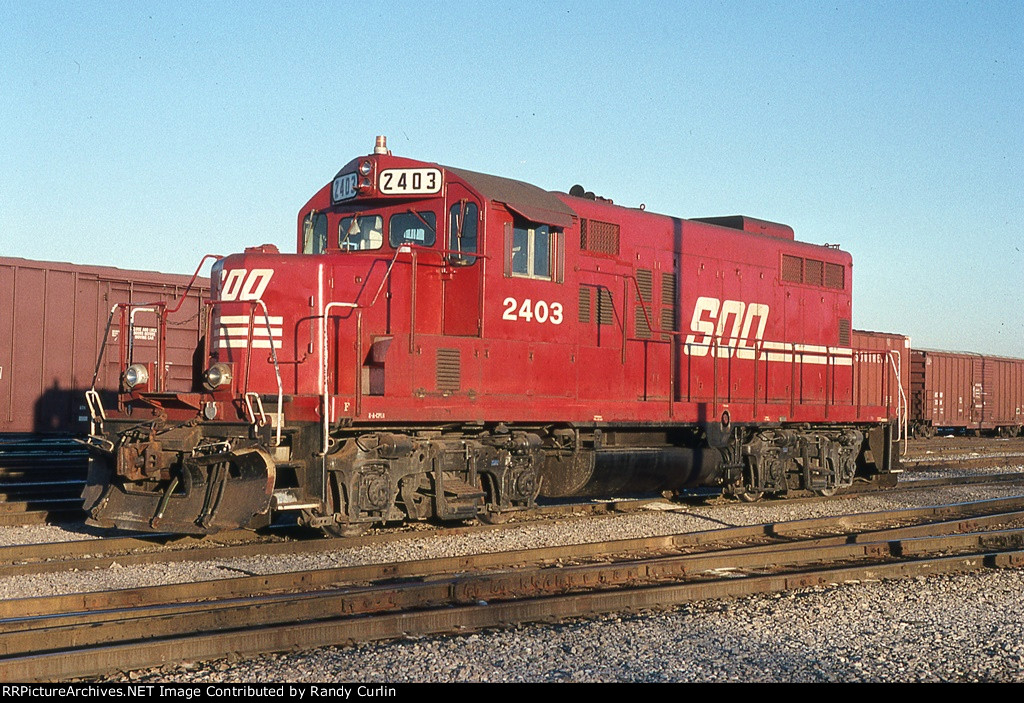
[3,482,1024,577]
[1,534,1022,681]
[4,505,1023,626]
[0,499,669,574]
[903,456,1024,472]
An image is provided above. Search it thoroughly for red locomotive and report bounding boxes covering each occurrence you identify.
[81,137,902,535]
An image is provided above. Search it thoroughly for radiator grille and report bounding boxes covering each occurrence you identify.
[661,272,676,305]
[635,305,651,338]
[660,307,676,334]
[825,262,845,290]
[782,254,803,283]
[436,348,461,392]
[660,272,677,340]
[805,258,824,287]
[781,255,844,291]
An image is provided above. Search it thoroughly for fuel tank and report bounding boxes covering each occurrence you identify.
[539,446,723,498]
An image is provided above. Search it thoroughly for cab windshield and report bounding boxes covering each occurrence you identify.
[304,208,439,254]
[339,214,384,251]
[339,210,437,251]
[389,211,436,248]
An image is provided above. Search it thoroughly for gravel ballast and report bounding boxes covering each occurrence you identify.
[3,481,1023,682]
[113,569,1024,683]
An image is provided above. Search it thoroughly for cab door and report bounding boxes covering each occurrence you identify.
[442,184,483,336]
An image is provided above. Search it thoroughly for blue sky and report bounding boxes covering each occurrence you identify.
[2,1,1022,355]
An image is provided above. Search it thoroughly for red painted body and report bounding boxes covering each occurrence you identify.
[205,154,891,430]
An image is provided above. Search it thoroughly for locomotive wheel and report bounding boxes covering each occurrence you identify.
[477,474,510,524]
[738,490,763,503]
[309,470,369,538]
[814,486,838,497]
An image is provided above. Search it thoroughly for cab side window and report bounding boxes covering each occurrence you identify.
[449,201,479,265]
[508,218,555,280]
[339,214,383,251]
[302,212,327,254]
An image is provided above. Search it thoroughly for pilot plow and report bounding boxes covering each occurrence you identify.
[82,436,276,535]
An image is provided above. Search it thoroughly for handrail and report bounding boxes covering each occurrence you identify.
[317,243,429,450]
[113,254,220,315]
[887,349,908,450]
[577,267,659,338]
[624,274,657,338]
[397,242,491,263]
[90,306,120,390]
[89,255,217,394]
[165,254,221,313]
[366,245,412,307]
[321,300,359,454]
[206,298,284,446]
[678,336,868,414]
[127,306,162,388]
[85,389,105,435]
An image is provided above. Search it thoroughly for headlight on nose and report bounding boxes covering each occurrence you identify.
[123,364,150,389]
[203,362,233,390]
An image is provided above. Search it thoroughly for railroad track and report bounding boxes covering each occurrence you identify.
[0,497,664,577]
[4,472,1024,576]
[2,470,1024,577]
[903,437,1024,466]
[904,436,1024,454]
[2,492,1024,681]
[902,454,1024,472]
[0,435,87,525]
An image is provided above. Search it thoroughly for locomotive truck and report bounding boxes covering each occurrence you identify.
[81,136,903,535]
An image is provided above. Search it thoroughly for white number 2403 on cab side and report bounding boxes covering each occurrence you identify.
[501,297,563,325]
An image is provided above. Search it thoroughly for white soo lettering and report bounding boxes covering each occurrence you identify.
[219,268,275,301]
[683,296,853,366]
[684,296,769,358]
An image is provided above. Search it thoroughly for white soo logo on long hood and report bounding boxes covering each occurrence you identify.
[683,296,851,365]
[685,296,770,358]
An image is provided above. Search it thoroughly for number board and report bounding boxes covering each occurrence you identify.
[379,168,442,196]
[331,173,357,203]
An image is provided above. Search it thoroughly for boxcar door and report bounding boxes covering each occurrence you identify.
[970,357,984,426]
[442,184,483,336]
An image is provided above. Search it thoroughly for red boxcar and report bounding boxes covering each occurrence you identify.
[0,257,209,434]
[911,348,1024,436]
[82,137,901,535]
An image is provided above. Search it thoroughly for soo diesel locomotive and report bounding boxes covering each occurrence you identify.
[81,137,902,535]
